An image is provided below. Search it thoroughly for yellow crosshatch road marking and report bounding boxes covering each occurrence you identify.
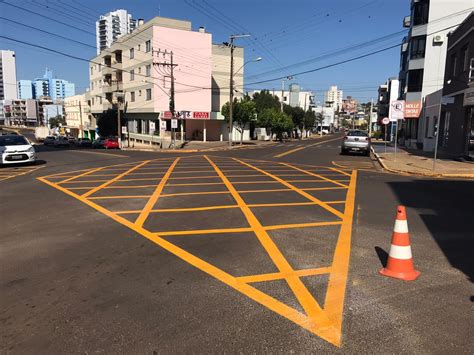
[0,165,44,182]
[38,155,358,347]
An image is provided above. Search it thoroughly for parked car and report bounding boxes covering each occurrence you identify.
[54,136,70,148]
[341,130,371,156]
[0,134,36,165]
[43,136,56,146]
[66,136,76,144]
[75,138,92,147]
[92,137,106,149]
[104,137,119,149]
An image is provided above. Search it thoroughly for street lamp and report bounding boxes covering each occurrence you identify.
[234,57,263,75]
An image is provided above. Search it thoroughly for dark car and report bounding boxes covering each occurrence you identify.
[92,137,106,149]
[43,136,56,146]
[75,138,92,147]
[54,136,70,147]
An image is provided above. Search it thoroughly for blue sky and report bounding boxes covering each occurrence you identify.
[0,0,410,103]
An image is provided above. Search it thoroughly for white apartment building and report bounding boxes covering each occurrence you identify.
[399,0,473,151]
[248,83,315,111]
[324,85,343,111]
[64,93,96,139]
[96,9,137,55]
[0,50,18,100]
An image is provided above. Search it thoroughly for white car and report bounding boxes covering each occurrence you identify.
[0,134,36,165]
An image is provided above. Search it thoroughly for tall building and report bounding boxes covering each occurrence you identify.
[324,85,343,111]
[96,9,137,54]
[0,50,18,100]
[17,79,33,99]
[398,0,472,151]
[21,68,76,100]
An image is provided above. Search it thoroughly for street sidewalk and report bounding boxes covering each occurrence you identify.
[371,142,474,179]
[121,134,323,153]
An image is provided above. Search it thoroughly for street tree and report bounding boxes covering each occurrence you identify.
[283,104,305,138]
[252,90,280,115]
[259,108,293,141]
[97,109,119,137]
[303,110,316,137]
[221,96,257,145]
[48,115,66,128]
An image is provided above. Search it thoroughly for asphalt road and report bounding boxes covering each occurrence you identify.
[1,134,473,353]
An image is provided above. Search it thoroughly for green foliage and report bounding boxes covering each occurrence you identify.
[252,90,280,115]
[303,110,317,137]
[48,115,66,128]
[259,108,293,141]
[97,109,119,137]
[221,96,256,144]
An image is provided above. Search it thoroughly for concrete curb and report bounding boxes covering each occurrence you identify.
[370,146,474,180]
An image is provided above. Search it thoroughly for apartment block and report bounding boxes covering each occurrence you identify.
[96,9,137,55]
[248,84,315,111]
[17,80,33,99]
[1,98,53,126]
[398,0,472,151]
[324,85,343,111]
[64,93,96,139]
[0,50,18,100]
[90,16,244,143]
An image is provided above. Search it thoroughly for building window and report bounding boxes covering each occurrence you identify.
[410,35,426,59]
[130,69,135,81]
[90,66,93,75]
[451,54,457,77]
[130,91,135,102]
[92,97,94,105]
[138,67,141,74]
[146,40,151,52]
[407,69,423,92]
[412,0,429,26]
[138,44,141,51]
[146,64,151,77]
[130,48,134,59]
[460,45,468,72]
[91,82,94,90]
[139,90,142,96]
[99,97,102,104]
[146,88,152,100]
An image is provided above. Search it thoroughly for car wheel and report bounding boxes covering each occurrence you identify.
[341,149,346,155]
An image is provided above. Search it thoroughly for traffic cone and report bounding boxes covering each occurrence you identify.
[379,206,420,281]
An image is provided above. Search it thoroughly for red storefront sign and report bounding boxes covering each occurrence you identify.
[404,101,422,118]
[192,111,210,119]
[161,111,210,119]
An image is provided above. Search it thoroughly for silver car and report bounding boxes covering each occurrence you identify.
[341,130,371,156]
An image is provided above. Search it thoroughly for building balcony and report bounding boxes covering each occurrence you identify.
[102,82,123,93]
[403,15,411,28]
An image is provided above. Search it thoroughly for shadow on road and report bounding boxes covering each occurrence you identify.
[387,180,474,283]
[374,246,389,268]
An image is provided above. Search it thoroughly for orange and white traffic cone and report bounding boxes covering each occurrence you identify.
[379,206,420,281]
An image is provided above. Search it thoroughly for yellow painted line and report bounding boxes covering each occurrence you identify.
[82,160,151,198]
[274,136,343,158]
[167,182,224,187]
[323,170,357,346]
[205,155,337,339]
[285,179,350,183]
[280,163,349,188]
[156,227,253,236]
[135,158,180,227]
[68,184,159,190]
[70,150,128,158]
[114,201,346,215]
[61,179,111,184]
[328,167,352,177]
[264,221,342,231]
[116,204,239,215]
[168,175,219,180]
[234,159,345,220]
[274,146,306,158]
[88,195,152,200]
[161,190,229,198]
[237,267,332,284]
[0,166,44,181]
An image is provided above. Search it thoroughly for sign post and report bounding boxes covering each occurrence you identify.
[389,100,405,160]
[382,117,390,154]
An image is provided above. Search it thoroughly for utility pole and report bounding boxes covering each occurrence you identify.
[227,34,250,148]
[115,80,122,148]
[79,100,83,139]
[153,49,178,149]
[368,98,373,137]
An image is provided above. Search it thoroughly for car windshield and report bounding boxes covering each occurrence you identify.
[347,131,368,137]
[0,136,29,146]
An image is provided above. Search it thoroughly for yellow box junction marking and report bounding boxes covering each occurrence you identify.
[274,136,343,158]
[0,165,44,182]
[38,155,357,347]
